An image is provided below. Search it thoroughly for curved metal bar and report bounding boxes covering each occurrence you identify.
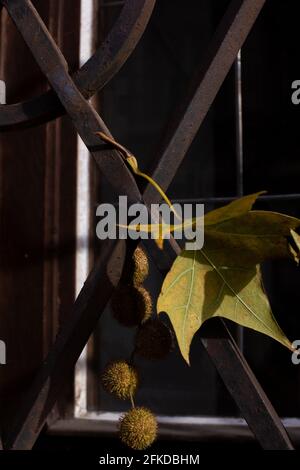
[0,0,155,130]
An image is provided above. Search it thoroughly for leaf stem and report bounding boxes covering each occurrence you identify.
[96,131,181,220]
[130,394,135,408]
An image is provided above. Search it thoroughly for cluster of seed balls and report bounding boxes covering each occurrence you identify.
[101,246,173,451]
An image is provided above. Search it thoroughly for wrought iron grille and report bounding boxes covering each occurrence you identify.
[0,0,297,450]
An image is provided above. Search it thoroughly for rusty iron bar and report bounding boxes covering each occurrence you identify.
[201,322,294,450]
[1,0,293,451]
[143,0,266,205]
[0,0,156,130]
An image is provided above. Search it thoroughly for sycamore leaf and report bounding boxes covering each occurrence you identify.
[118,217,203,250]
[157,248,293,364]
[118,218,201,234]
[157,196,300,363]
[205,211,300,264]
[205,191,265,226]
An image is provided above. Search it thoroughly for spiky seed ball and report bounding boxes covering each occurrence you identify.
[132,246,149,286]
[136,286,152,322]
[119,407,157,450]
[135,318,173,360]
[111,284,152,327]
[101,360,138,400]
[121,246,149,286]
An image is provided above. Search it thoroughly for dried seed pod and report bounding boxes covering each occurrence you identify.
[111,284,152,327]
[135,318,173,360]
[136,286,152,321]
[101,360,138,400]
[119,407,157,450]
[131,246,149,286]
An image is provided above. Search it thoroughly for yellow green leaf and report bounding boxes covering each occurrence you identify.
[205,211,300,264]
[157,248,293,364]
[205,191,265,226]
[117,217,203,250]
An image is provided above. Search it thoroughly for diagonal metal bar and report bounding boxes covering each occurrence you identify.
[143,0,266,204]
[201,322,294,450]
[4,237,127,449]
[0,0,156,130]
[2,0,293,451]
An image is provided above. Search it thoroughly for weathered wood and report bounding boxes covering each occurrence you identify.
[0,0,79,440]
